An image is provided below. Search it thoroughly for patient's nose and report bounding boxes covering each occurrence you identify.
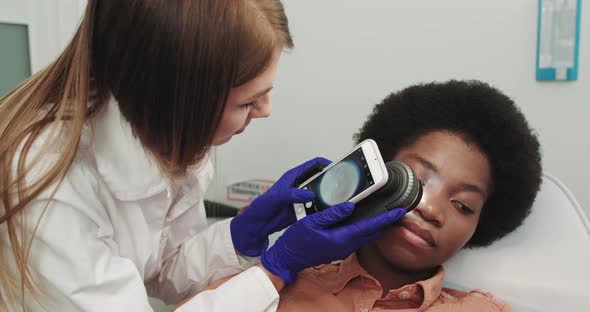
[414,189,446,227]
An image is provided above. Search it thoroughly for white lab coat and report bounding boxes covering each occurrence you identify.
[6,98,279,311]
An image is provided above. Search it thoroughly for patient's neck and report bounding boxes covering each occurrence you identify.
[357,244,436,297]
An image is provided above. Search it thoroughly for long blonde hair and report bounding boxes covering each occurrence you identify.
[0,0,293,309]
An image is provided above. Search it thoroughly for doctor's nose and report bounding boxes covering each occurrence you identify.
[251,94,272,119]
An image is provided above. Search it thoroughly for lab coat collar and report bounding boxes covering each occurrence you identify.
[91,97,170,201]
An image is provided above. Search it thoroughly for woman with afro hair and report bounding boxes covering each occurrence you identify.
[197,80,542,311]
[271,80,542,311]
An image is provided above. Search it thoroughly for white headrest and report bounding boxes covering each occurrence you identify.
[444,173,590,311]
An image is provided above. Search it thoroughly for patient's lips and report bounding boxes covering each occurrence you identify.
[398,220,436,248]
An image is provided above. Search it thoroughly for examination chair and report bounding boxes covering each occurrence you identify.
[444,173,590,311]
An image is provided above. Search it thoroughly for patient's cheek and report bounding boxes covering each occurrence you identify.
[380,227,398,244]
[378,226,407,255]
[376,227,425,268]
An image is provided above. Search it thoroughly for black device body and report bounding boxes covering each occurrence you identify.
[295,160,422,225]
[204,200,239,218]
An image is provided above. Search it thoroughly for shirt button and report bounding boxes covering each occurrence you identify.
[398,291,411,300]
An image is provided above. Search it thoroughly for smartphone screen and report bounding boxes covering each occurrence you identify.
[302,147,375,215]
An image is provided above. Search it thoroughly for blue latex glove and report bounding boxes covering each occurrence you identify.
[260,202,406,284]
[231,157,331,257]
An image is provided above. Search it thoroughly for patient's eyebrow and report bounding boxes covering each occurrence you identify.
[406,153,438,173]
[459,183,487,199]
[406,153,487,198]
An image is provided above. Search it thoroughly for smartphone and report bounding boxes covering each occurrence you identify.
[293,139,388,220]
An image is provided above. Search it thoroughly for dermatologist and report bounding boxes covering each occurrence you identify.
[0,1,406,311]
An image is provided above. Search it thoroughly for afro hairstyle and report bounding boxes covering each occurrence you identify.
[355,80,542,247]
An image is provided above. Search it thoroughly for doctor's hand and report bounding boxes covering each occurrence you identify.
[260,202,406,285]
[230,157,331,257]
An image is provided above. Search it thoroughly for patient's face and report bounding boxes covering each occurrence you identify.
[374,131,491,271]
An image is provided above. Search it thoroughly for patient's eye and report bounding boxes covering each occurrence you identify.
[452,200,474,215]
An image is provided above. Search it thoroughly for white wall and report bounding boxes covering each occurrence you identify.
[208,0,590,216]
[0,0,85,72]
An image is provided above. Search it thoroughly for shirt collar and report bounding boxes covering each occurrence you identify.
[303,253,445,309]
[90,97,170,201]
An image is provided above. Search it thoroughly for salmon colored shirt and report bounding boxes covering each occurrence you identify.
[276,254,511,312]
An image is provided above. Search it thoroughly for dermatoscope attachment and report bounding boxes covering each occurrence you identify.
[341,160,422,224]
[294,160,423,224]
